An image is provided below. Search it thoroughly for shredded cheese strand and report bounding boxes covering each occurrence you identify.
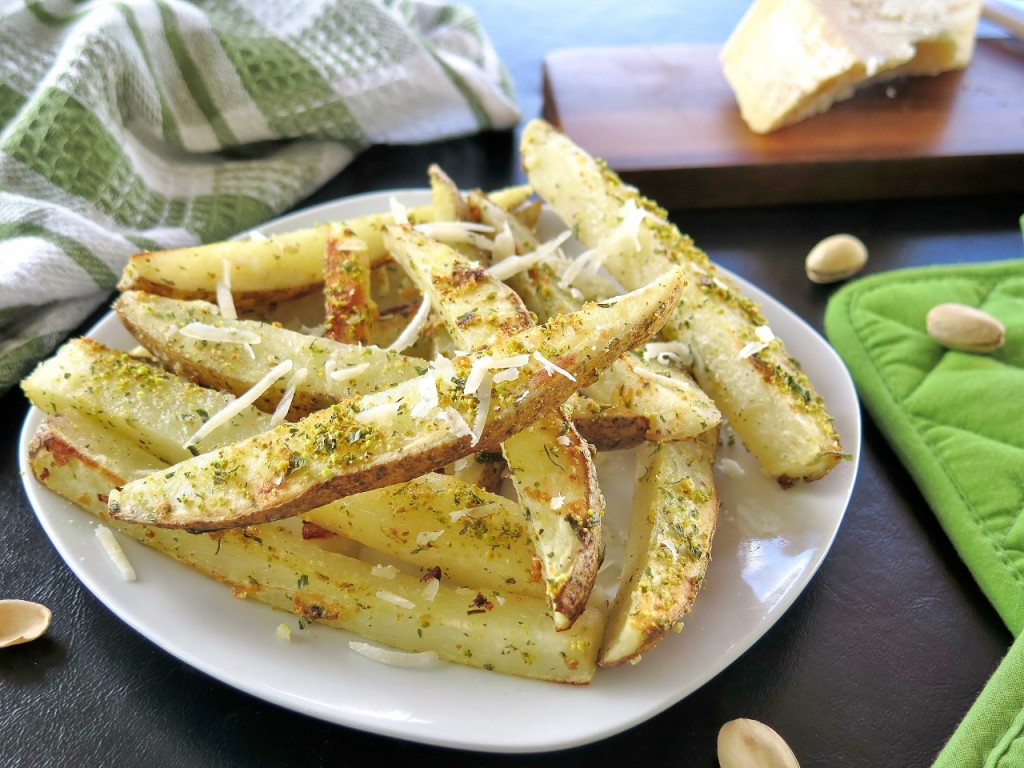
[186,360,293,448]
[326,361,370,382]
[179,322,261,346]
[558,199,646,288]
[95,525,136,581]
[463,353,530,395]
[533,350,576,382]
[389,197,409,225]
[489,230,572,281]
[216,259,237,321]
[376,590,416,609]
[348,641,438,667]
[387,297,431,352]
[271,367,307,426]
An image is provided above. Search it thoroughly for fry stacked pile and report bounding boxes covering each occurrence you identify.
[22,120,842,683]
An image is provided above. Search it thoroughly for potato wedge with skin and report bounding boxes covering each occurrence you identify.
[323,225,377,344]
[567,399,649,451]
[27,354,539,594]
[107,265,687,532]
[599,431,720,667]
[21,337,272,463]
[117,210,431,307]
[521,118,842,485]
[118,188,534,308]
[303,471,542,597]
[114,291,427,420]
[384,224,603,630]
[474,191,722,444]
[27,413,598,683]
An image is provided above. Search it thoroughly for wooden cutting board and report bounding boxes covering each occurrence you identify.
[542,38,1024,209]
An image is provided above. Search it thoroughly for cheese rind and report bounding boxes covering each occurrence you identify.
[721,0,983,134]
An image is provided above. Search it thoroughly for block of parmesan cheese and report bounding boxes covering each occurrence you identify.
[721,0,983,133]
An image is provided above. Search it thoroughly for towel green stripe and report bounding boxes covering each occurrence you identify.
[0,83,25,128]
[25,1,86,26]
[0,221,117,288]
[0,329,67,390]
[428,48,492,131]
[115,2,183,148]
[156,0,238,148]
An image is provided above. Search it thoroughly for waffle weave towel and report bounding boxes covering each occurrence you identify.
[0,0,518,394]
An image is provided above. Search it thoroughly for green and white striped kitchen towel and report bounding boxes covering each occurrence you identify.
[0,0,519,394]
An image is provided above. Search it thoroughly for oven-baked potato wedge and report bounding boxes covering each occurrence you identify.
[521,118,842,484]
[107,265,687,532]
[599,431,719,666]
[28,411,598,683]
[384,224,604,630]
[114,291,426,420]
[474,191,722,444]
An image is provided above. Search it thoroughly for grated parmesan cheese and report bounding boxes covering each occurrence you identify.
[559,199,645,288]
[631,363,696,393]
[389,197,409,225]
[271,367,307,426]
[414,221,496,250]
[371,564,399,579]
[216,259,238,321]
[348,641,438,668]
[492,222,516,262]
[550,494,565,510]
[95,525,136,581]
[415,530,444,548]
[642,341,692,367]
[463,353,530,396]
[421,577,440,602]
[325,360,370,382]
[470,379,491,447]
[533,351,575,382]
[355,400,400,426]
[387,296,431,353]
[489,230,572,281]
[186,360,292,448]
[179,322,261,346]
[737,325,776,359]
[438,406,473,440]
[376,590,416,609]
[276,623,291,641]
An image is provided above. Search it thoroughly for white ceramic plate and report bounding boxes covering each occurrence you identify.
[19,191,861,753]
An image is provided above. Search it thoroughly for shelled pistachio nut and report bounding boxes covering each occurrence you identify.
[805,234,867,284]
[718,718,800,768]
[926,303,1005,353]
[0,599,52,647]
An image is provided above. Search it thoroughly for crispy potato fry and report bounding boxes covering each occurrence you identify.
[384,224,604,630]
[599,432,719,666]
[28,412,598,682]
[114,291,426,420]
[323,225,377,344]
[520,118,842,484]
[107,266,687,532]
